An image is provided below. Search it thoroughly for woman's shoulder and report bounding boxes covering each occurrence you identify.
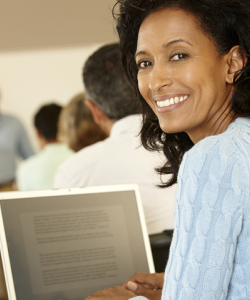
[176,118,250,214]
[189,117,250,160]
[179,117,250,182]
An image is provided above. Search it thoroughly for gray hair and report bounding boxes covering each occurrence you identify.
[83,43,138,120]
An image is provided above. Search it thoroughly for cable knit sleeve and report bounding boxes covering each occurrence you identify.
[162,136,249,300]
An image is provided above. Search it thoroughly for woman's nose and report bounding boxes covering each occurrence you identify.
[149,64,173,92]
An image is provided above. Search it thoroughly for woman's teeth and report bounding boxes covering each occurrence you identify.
[157,95,188,107]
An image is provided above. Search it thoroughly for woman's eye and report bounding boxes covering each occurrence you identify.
[137,60,151,69]
[170,53,188,61]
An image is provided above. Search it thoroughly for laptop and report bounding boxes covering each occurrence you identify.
[0,184,154,300]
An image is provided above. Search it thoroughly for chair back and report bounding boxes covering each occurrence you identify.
[149,230,173,272]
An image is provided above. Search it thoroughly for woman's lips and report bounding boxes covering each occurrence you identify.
[153,95,189,112]
[155,95,189,108]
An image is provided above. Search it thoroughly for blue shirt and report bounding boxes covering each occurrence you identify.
[0,114,34,184]
[134,117,250,300]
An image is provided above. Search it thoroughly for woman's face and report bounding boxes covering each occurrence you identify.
[136,8,233,142]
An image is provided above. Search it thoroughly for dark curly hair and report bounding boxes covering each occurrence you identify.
[113,0,250,187]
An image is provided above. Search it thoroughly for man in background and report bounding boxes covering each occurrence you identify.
[16,103,73,190]
[0,91,34,193]
[54,43,176,235]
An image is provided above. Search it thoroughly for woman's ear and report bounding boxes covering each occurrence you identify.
[226,45,248,84]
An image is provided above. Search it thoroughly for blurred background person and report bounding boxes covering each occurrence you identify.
[0,90,35,300]
[54,43,176,235]
[0,90,34,192]
[57,92,106,152]
[16,103,73,191]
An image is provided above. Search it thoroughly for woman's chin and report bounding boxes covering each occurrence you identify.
[158,120,185,135]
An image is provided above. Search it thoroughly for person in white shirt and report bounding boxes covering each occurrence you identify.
[54,43,176,235]
[16,103,74,190]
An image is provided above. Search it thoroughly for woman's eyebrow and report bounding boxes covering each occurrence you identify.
[135,39,193,59]
[135,50,146,59]
[163,39,193,48]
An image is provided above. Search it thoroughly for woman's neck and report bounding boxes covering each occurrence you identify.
[187,109,241,144]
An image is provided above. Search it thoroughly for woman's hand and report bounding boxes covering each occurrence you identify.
[85,286,136,300]
[122,272,164,300]
[123,272,164,290]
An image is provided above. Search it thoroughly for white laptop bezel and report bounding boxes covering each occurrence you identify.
[0,184,155,300]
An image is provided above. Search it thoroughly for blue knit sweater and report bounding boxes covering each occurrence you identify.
[134,117,250,300]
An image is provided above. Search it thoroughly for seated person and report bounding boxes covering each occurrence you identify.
[0,91,34,192]
[54,44,176,235]
[16,103,74,190]
[57,92,106,152]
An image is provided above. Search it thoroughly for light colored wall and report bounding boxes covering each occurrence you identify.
[0,0,119,151]
[0,0,117,51]
[0,44,103,151]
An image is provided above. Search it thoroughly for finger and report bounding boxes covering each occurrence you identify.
[87,297,111,300]
[91,288,112,297]
[143,273,164,288]
[127,283,162,300]
[122,273,145,289]
[127,282,155,296]
[127,281,138,293]
[124,274,164,290]
[122,272,157,289]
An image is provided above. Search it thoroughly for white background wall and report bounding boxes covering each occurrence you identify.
[0,0,118,152]
[0,44,103,151]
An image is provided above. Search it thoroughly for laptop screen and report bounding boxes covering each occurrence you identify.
[0,185,154,300]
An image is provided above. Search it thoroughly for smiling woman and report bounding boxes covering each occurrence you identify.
[85,1,250,300]
[135,8,241,143]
